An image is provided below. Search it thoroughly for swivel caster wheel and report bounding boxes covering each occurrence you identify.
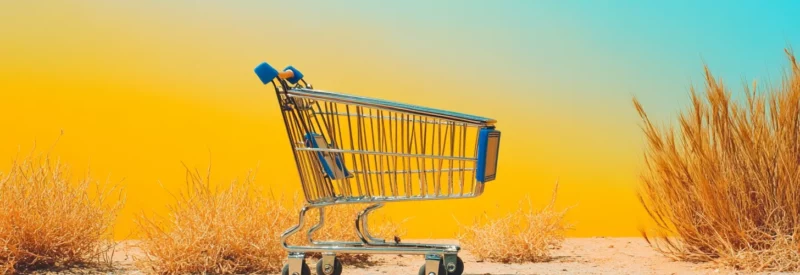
[315,255,343,275]
[281,262,310,275]
[282,252,311,275]
[418,255,464,275]
[418,262,445,275]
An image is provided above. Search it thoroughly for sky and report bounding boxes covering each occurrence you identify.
[1,1,798,239]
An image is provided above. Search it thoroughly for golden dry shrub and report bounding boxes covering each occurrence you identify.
[135,167,294,274]
[457,184,569,263]
[135,164,407,274]
[0,153,123,274]
[634,49,800,271]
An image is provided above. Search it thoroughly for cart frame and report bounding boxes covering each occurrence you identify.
[254,61,501,275]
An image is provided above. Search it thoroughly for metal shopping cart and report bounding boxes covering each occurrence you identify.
[254,61,501,275]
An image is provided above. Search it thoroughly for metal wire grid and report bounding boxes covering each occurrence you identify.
[279,92,486,204]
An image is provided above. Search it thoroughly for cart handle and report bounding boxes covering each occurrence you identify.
[278,70,295,80]
[254,61,304,85]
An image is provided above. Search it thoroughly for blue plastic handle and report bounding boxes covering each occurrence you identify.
[254,62,279,85]
[283,65,304,84]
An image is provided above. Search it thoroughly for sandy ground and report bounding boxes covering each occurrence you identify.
[32,238,796,275]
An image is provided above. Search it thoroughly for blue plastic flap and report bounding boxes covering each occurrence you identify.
[304,132,351,180]
[476,127,501,182]
[254,62,279,84]
[284,65,304,84]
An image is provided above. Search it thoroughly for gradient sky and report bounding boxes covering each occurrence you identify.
[1,1,798,239]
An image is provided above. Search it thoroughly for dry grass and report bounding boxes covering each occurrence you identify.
[457,184,569,263]
[0,152,123,274]
[135,166,405,274]
[634,49,800,271]
[135,166,294,274]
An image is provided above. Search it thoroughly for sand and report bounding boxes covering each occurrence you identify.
[32,238,794,275]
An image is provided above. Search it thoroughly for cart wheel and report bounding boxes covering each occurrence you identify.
[449,257,465,275]
[418,261,445,275]
[315,257,343,275]
[417,257,464,275]
[281,262,311,275]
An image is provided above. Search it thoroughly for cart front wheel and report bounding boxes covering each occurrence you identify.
[418,262,445,275]
[417,257,464,275]
[315,257,343,275]
[282,262,311,275]
[449,257,465,275]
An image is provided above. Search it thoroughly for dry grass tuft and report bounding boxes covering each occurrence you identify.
[0,152,123,274]
[458,184,569,263]
[634,49,800,271]
[135,166,294,274]
[135,166,405,274]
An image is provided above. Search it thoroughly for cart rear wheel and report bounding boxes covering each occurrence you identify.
[418,262,445,275]
[417,257,464,275]
[281,262,311,275]
[315,257,343,275]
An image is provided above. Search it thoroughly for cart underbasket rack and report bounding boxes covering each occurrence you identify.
[255,61,501,275]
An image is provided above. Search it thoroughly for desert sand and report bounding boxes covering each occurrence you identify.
[32,238,793,275]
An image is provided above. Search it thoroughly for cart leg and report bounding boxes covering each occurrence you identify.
[287,252,305,275]
[307,207,325,244]
[355,203,385,244]
[424,254,441,275]
[281,206,312,248]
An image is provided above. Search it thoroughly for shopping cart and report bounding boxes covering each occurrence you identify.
[254,61,501,275]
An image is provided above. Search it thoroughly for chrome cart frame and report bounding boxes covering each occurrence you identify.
[254,61,501,275]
